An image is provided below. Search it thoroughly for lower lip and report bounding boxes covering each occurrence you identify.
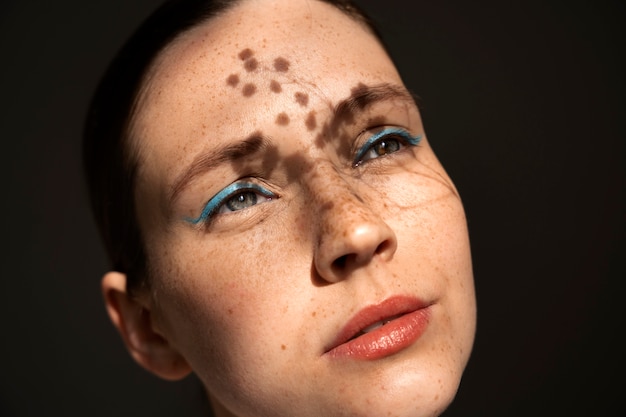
[326,307,431,360]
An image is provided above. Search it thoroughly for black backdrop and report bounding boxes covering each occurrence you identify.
[1,0,624,416]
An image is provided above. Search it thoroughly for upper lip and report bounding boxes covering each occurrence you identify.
[324,295,431,353]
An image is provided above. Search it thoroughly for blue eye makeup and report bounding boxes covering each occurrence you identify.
[184,182,275,225]
[353,128,422,167]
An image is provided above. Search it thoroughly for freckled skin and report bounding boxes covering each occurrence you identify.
[305,111,317,130]
[242,83,257,97]
[226,74,239,87]
[239,48,254,60]
[270,80,282,93]
[273,56,290,72]
[244,57,259,72]
[295,92,309,106]
[129,1,476,417]
[275,112,290,126]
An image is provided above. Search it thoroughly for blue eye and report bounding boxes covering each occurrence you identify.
[353,128,422,167]
[185,182,275,225]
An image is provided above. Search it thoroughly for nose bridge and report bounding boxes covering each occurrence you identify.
[303,161,398,283]
[304,162,360,212]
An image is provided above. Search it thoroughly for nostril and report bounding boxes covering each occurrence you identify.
[332,255,348,270]
[376,240,392,256]
[330,238,394,272]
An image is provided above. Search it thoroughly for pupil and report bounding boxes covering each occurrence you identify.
[376,139,400,155]
[227,192,257,211]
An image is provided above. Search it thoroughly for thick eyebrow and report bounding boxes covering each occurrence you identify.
[169,132,268,204]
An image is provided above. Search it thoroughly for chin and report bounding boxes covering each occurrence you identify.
[317,364,463,417]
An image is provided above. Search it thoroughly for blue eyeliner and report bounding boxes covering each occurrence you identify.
[184,182,274,225]
[354,128,422,165]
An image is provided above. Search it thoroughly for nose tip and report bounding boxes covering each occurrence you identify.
[330,225,397,268]
[314,202,398,283]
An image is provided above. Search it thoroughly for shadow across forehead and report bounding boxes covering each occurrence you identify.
[168,75,423,208]
[226,49,294,99]
[169,80,407,204]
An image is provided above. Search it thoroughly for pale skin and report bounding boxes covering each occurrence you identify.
[102,0,476,416]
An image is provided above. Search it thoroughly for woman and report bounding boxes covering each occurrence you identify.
[83,0,477,415]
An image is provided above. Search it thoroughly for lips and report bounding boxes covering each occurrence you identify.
[324,296,431,360]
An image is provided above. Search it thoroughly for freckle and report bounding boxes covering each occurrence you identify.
[226,74,239,87]
[238,48,253,60]
[305,111,317,130]
[295,92,309,106]
[275,112,290,125]
[281,344,287,350]
[273,56,290,72]
[270,80,282,93]
[351,82,368,94]
[242,83,257,97]
[311,311,316,317]
[244,57,258,72]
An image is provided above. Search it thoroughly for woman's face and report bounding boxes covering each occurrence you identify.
[130,0,476,415]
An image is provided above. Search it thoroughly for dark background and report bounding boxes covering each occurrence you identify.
[1,0,624,416]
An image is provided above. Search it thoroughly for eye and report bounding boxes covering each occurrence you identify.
[223,191,261,213]
[353,128,422,167]
[185,182,276,225]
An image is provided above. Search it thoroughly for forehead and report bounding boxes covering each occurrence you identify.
[132,0,403,180]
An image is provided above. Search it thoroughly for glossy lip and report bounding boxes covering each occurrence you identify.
[324,296,432,360]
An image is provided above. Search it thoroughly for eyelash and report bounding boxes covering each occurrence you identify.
[185,128,421,226]
[184,182,275,225]
[353,128,422,167]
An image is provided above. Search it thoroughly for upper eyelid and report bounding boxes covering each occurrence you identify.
[353,127,423,166]
[182,128,421,224]
[184,182,273,225]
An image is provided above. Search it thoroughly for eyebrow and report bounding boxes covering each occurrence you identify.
[332,83,417,128]
[169,133,268,203]
[169,83,416,204]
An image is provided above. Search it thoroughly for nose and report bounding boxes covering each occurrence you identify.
[308,167,398,283]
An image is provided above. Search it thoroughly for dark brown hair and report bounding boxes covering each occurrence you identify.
[82,0,386,292]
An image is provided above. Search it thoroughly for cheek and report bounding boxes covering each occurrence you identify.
[149,230,334,417]
[149,227,311,374]
[386,167,476,363]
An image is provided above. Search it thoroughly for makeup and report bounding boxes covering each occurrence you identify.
[324,296,431,360]
[354,128,422,166]
[184,182,274,225]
